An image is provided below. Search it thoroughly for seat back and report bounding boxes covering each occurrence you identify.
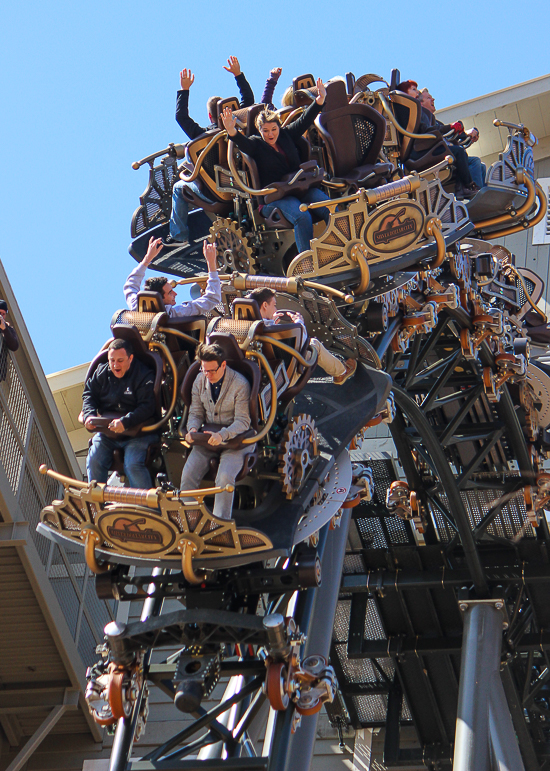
[388,91,422,162]
[180,332,260,432]
[86,326,164,427]
[390,69,401,91]
[216,97,241,126]
[322,79,349,112]
[232,298,263,321]
[111,308,168,342]
[186,129,233,203]
[316,103,386,178]
[293,74,315,91]
[137,291,166,313]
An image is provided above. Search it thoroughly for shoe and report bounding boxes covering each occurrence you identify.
[161,236,189,249]
[333,358,357,385]
[462,182,480,199]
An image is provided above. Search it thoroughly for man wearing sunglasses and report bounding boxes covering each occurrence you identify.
[179,343,252,520]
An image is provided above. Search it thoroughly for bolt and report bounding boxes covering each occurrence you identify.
[459,603,468,612]
[495,602,504,610]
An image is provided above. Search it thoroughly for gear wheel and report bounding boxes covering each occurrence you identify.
[279,414,318,499]
[209,218,257,274]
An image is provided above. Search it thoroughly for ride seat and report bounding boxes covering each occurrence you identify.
[315,97,391,190]
[85,325,164,437]
[388,90,422,164]
[180,129,233,213]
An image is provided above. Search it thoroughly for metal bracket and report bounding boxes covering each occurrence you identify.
[457,598,510,630]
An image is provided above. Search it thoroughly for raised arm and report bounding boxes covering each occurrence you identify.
[176,68,208,140]
[261,67,282,106]
[224,56,255,107]
[220,105,259,158]
[170,242,222,317]
[124,237,163,310]
[284,77,326,140]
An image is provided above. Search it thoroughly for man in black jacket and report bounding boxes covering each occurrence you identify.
[0,299,19,381]
[82,339,158,488]
[166,57,254,247]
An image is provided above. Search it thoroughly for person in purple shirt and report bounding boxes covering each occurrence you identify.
[260,67,282,109]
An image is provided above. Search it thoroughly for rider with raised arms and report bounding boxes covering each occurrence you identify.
[220,78,330,255]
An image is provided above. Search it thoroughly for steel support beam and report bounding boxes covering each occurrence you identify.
[109,569,166,771]
[499,665,540,771]
[341,564,550,593]
[4,689,79,771]
[268,510,352,771]
[489,670,526,771]
[453,602,503,771]
[393,387,489,596]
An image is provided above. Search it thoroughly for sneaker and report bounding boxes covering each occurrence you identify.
[161,236,189,249]
[461,182,480,200]
[333,358,357,385]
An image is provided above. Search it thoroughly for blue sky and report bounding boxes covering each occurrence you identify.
[1,0,548,374]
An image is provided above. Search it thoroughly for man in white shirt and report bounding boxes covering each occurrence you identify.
[246,287,356,385]
[124,238,222,316]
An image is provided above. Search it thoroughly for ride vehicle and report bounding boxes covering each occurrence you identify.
[36,65,550,767]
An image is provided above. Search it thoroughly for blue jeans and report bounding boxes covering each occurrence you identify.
[86,433,158,489]
[169,180,213,242]
[262,188,330,253]
[468,156,487,188]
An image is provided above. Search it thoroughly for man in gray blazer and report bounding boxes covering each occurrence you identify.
[180,343,252,519]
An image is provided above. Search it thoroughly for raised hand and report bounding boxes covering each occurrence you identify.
[203,240,218,271]
[223,56,241,77]
[220,105,237,136]
[315,77,326,105]
[270,67,282,80]
[180,68,195,90]
[143,236,163,266]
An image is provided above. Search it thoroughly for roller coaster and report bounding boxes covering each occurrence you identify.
[37,69,550,770]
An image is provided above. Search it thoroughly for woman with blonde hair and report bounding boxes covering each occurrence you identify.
[221,77,329,253]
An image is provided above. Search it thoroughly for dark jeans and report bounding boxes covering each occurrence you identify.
[86,433,158,488]
[410,142,473,186]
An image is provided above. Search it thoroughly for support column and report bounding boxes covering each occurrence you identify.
[453,601,504,771]
[268,509,352,771]
[489,671,526,771]
[109,569,165,771]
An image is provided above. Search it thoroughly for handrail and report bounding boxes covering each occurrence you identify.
[179,131,228,184]
[39,464,88,488]
[229,271,354,303]
[299,191,361,211]
[425,217,446,270]
[242,350,278,445]
[170,274,210,287]
[158,326,201,347]
[255,336,318,369]
[351,244,371,295]
[132,143,186,171]
[281,106,305,126]
[227,139,278,197]
[473,170,536,230]
[141,341,178,433]
[363,175,422,205]
[302,281,354,304]
[506,264,547,322]
[378,92,437,140]
[480,182,546,240]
